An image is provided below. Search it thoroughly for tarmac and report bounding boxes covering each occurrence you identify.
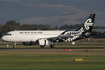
[0,44,105,49]
[0,44,105,54]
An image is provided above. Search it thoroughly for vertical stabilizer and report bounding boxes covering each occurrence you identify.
[79,14,96,32]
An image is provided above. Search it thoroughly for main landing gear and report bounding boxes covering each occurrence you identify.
[50,44,55,48]
[40,44,55,48]
[40,46,45,48]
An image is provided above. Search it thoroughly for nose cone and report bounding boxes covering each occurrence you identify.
[1,36,7,41]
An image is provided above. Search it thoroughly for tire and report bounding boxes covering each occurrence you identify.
[50,45,55,48]
[40,46,45,48]
[13,45,16,48]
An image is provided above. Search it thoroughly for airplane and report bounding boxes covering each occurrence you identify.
[1,14,97,48]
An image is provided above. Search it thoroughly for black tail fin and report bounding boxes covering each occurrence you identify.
[59,14,96,42]
[78,14,96,32]
[61,14,96,35]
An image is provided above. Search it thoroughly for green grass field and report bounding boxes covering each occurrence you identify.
[0,50,105,70]
[0,38,105,70]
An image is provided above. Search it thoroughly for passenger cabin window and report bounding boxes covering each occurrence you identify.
[19,32,23,34]
[19,32,43,35]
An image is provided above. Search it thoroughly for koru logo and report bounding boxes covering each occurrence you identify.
[84,18,92,30]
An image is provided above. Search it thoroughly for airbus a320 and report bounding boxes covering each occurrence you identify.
[1,14,97,48]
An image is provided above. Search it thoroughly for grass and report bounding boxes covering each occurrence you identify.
[0,50,105,70]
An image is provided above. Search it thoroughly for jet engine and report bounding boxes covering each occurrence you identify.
[37,39,52,46]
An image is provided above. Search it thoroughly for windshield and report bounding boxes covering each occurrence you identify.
[5,34,12,36]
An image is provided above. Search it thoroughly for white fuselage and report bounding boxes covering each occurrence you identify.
[1,30,65,42]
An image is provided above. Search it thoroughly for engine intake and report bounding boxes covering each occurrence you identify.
[37,39,52,46]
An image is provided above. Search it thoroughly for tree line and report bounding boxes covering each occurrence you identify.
[0,20,105,38]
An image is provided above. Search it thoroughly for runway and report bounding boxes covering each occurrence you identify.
[0,44,105,49]
[0,44,105,46]
[0,48,105,54]
[0,44,105,54]
[0,47,105,49]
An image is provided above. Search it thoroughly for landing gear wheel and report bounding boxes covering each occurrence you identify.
[50,44,55,48]
[13,42,16,48]
[40,46,45,48]
[13,45,16,48]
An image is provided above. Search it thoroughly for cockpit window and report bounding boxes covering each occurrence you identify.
[6,34,12,36]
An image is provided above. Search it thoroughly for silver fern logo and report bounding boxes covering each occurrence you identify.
[84,18,93,30]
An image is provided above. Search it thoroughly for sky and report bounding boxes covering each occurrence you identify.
[0,0,105,27]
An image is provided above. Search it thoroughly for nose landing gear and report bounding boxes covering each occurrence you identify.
[13,42,16,48]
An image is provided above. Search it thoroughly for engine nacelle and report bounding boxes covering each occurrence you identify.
[37,39,52,46]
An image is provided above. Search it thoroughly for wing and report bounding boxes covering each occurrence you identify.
[46,35,73,42]
[37,34,72,42]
